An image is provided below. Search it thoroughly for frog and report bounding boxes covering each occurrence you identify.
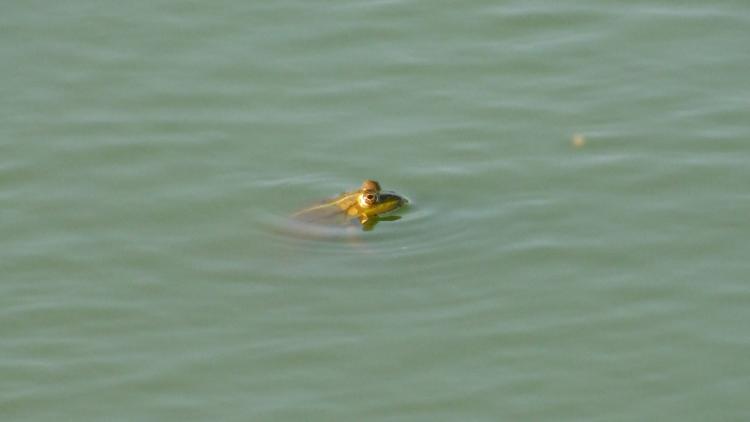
[292,180,408,230]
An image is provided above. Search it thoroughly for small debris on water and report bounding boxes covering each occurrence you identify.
[572,133,586,148]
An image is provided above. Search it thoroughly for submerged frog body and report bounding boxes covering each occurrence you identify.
[293,180,407,228]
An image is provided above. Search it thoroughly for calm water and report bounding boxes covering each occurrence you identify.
[3,1,750,420]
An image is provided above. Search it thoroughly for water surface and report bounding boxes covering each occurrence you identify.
[2,1,750,421]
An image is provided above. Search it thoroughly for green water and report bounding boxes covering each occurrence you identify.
[3,1,750,420]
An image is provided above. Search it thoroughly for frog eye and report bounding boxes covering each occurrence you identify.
[360,190,379,207]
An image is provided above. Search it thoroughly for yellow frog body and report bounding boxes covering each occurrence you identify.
[293,180,407,227]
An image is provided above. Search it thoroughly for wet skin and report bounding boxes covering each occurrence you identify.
[293,180,408,227]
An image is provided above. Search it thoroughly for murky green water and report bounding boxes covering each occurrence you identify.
[3,1,750,420]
